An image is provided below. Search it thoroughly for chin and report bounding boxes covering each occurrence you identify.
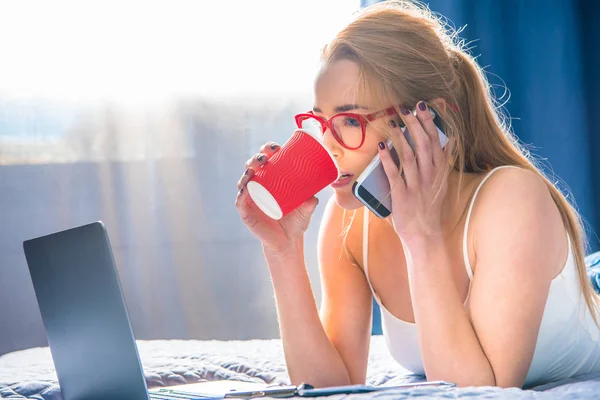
[332,188,364,210]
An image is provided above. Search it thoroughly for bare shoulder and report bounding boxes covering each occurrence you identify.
[469,167,567,276]
[474,167,550,207]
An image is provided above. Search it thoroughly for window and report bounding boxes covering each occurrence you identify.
[0,1,360,164]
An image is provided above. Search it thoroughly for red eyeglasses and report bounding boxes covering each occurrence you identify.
[294,106,399,150]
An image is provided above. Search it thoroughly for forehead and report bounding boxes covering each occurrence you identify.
[314,59,372,112]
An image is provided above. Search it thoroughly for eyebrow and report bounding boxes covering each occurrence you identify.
[312,104,370,113]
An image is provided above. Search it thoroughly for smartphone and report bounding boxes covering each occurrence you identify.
[297,381,456,397]
[352,107,449,218]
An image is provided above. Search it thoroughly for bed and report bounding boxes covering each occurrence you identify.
[2,253,599,399]
[1,336,600,400]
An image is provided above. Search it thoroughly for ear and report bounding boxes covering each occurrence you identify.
[429,97,447,113]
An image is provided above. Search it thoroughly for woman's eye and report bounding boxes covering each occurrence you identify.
[344,117,361,128]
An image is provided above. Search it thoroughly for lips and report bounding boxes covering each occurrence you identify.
[336,172,353,182]
[331,172,354,189]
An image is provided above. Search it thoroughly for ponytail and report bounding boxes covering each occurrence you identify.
[450,47,600,326]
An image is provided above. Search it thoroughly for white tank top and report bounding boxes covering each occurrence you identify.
[362,166,600,387]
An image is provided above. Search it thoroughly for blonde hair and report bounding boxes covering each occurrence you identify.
[324,0,599,323]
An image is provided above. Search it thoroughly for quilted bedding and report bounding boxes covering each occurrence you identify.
[1,336,600,399]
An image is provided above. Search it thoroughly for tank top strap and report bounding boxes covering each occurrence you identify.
[363,206,382,303]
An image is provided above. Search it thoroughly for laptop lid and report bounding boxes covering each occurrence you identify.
[23,222,150,400]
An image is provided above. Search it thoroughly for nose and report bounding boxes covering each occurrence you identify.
[321,127,342,158]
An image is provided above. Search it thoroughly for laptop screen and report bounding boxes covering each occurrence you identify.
[23,222,150,400]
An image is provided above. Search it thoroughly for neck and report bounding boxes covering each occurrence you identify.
[440,168,474,237]
[373,168,475,239]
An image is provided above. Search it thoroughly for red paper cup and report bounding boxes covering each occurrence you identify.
[247,129,339,220]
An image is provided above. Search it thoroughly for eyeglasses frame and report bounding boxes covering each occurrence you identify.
[294,105,399,150]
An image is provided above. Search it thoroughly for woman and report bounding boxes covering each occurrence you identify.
[235,0,600,389]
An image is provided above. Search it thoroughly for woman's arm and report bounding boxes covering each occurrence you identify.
[405,168,563,387]
[266,195,373,387]
[377,103,565,388]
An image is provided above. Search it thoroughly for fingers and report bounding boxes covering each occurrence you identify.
[235,185,256,225]
[244,142,280,169]
[259,141,281,156]
[378,140,398,180]
[235,181,246,208]
[398,103,433,180]
[416,102,445,169]
[238,141,281,193]
[245,152,267,170]
[236,141,282,227]
[414,102,438,139]
[237,167,255,191]
[378,141,407,194]
[296,196,319,220]
[391,118,419,188]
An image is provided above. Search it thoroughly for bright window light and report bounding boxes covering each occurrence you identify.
[0,0,361,101]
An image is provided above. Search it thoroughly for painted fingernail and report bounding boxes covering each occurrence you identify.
[389,120,397,128]
[244,168,249,175]
[240,187,244,194]
[257,154,265,162]
[378,142,386,150]
[418,101,427,111]
[400,107,411,115]
[270,143,279,150]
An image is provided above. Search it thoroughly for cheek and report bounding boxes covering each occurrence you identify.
[352,148,379,176]
[365,125,389,148]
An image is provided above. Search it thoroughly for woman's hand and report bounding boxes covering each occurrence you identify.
[235,141,320,253]
[378,101,449,243]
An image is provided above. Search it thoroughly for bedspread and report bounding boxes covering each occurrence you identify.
[1,337,599,399]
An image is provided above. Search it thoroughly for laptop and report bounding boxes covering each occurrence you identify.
[22,221,268,400]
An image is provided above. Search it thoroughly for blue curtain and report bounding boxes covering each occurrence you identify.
[362,0,600,335]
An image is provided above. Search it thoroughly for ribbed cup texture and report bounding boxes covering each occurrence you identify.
[250,130,338,218]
